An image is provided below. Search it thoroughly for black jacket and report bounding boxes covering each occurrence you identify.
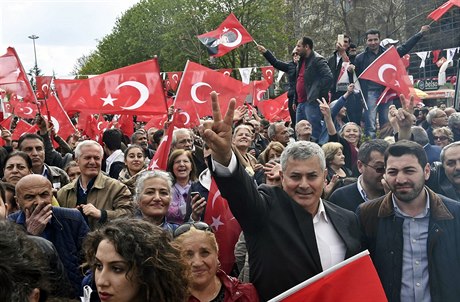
[262,50,297,101]
[329,182,365,212]
[426,162,460,201]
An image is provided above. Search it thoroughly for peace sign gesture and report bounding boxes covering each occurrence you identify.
[202,91,236,166]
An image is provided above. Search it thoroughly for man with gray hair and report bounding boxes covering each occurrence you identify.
[202,92,361,300]
[57,140,134,230]
[427,142,460,201]
[448,112,460,141]
[267,121,290,146]
[426,108,448,144]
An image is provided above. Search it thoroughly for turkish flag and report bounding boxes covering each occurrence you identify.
[0,115,12,129]
[167,72,183,91]
[44,93,77,141]
[258,92,290,122]
[428,0,460,21]
[0,47,37,104]
[197,13,254,57]
[12,120,38,141]
[62,59,168,115]
[217,68,233,77]
[115,114,134,137]
[175,61,249,118]
[35,76,53,99]
[173,94,201,128]
[144,114,168,130]
[432,50,441,64]
[54,78,88,113]
[261,66,275,85]
[376,87,399,106]
[248,79,270,106]
[76,112,98,140]
[402,54,411,68]
[204,178,241,274]
[270,251,386,302]
[8,98,39,119]
[358,46,417,102]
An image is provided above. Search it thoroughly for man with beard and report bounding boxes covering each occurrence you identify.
[357,140,460,302]
[427,142,460,201]
[131,130,155,161]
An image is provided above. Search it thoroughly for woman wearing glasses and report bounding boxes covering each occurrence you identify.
[174,222,259,302]
[83,218,188,302]
[432,126,453,149]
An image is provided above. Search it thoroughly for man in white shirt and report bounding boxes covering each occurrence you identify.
[202,92,361,301]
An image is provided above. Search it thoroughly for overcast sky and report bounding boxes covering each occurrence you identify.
[0,0,140,78]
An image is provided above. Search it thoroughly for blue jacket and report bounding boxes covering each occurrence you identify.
[9,207,89,298]
[357,188,460,302]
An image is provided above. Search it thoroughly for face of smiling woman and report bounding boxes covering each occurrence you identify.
[94,239,140,302]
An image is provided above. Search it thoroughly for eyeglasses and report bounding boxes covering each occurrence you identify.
[173,221,212,238]
[362,162,385,174]
[434,136,449,141]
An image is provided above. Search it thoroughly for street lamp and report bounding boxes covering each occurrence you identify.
[28,34,39,76]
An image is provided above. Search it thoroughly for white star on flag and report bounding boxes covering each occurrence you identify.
[211,215,224,231]
[149,159,159,170]
[222,27,228,32]
[101,94,117,106]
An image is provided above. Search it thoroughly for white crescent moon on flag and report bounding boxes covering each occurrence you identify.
[283,98,289,110]
[41,84,49,92]
[211,190,221,208]
[223,71,231,76]
[23,106,33,115]
[377,64,397,83]
[256,90,266,101]
[221,28,243,47]
[50,116,60,133]
[172,74,179,82]
[118,81,150,111]
[179,112,190,125]
[97,121,103,131]
[265,70,273,77]
[191,82,211,104]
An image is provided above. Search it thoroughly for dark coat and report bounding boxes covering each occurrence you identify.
[296,51,333,104]
[357,188,460,302]
[329,182,365,212]
[426,162,460,201]
[213,160,362,301]
[9,207,89,298]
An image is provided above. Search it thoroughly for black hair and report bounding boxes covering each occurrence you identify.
[384,140,428,169]
[358,139,389,164]
[18,133,44,150]
[102,129,122,151]
[301,37,314,49]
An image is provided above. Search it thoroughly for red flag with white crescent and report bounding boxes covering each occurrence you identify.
[61,59,168,115]
[248,79,270,106]
[258,92,290,122]
[217,68,233,77]
[35,76,53,99]
[167,72,183,91]
[0,47,37,104]
[144,114,168,130]
[44,93,77,142]
[197,13,254,57]
[175,61,249,118]
[204,177,241,274]
[261,66,275,85]
[11,120,38,141]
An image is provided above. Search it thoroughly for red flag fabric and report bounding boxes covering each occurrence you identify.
[258,92,290,122]
[0,115,12,129]
[115,114,134,137]
[144,114,168,130]
[0,47,36,104]
[261,66,275,85]
[432,50,441,64]
[197,13,254,57]
[175,61,249,117]
[54,78,87,112]
[44,93,77,141]
[204,177,241,274]
[376,87,399,106]
[167,72,183,91]
[358,46,416,101]
[217,68,233,77]
[12,120,38,140]
[76,112,98,140]
[35,76,53,99]
[428,0,460,21]
[402,54,411,68]
[8,98,39,119]
[249,79,270,106]
[270,251,387,302]
[62,59,168,115]
[147,113,180,171]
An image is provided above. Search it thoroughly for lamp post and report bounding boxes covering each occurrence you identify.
[28,34,39,76]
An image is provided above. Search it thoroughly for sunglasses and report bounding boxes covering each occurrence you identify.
[173,221,212,238]
[433,136,448,141]
[362,162,385,174]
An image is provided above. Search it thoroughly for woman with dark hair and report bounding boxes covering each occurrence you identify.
[166,149,197,224]
[174,223,259,302]
[118,145,146,194]
[2,151,32,186]
[83,218,189,302]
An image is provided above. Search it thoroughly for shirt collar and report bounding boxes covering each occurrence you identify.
[357,175,369,202]
[41,165,49,177]
[313,199,328,223]
[392,188,431,218]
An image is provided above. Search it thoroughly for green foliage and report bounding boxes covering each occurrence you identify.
[76,0,291,74]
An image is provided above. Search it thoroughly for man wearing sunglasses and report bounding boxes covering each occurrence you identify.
[202,92,361,301]
[329,139,389,212]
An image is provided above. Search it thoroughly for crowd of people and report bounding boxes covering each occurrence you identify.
[1,27,460,302]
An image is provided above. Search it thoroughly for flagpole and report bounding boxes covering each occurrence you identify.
[253,40,259,47]
[268,250,371,302]
[352,71,369,110]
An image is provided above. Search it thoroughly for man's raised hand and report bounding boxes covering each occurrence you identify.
[202,91,235,166]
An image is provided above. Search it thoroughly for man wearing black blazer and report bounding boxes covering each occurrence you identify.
[203,92,362,301]
[329,139,389,212]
